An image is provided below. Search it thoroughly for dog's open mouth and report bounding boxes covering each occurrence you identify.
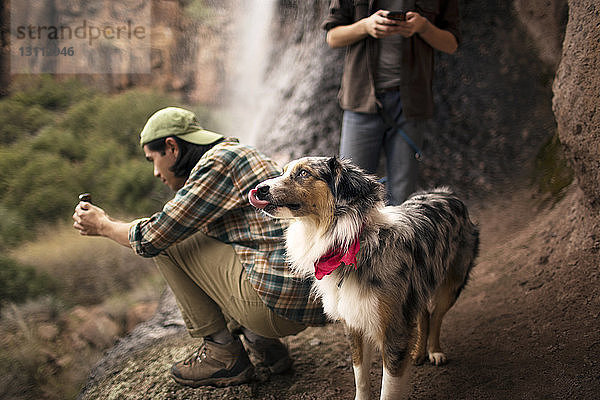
[248,189,270,209]
[248,189,300,211]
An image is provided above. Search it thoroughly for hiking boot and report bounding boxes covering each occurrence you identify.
[170,337,254,387]
[241,335,293,374]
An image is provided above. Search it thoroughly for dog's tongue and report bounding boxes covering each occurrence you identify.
[248,189,270,209]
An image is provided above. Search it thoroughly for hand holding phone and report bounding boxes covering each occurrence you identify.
[79,193,93,204]
[386,10,406,21]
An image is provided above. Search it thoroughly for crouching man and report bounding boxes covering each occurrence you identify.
[73,107,325,387]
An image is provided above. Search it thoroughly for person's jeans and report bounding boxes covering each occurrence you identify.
[339,90,426,205]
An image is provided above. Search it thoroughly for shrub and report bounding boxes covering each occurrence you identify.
[106,159,169,215]
[0,101,55,144]
[1,152,82,224]
[58,95,103,135]
[9,74,91,110]
[0,83,180,231]
[0,206,31,249]
[30,126,87,162]
[0,256,56,305]
[91,90,176,155]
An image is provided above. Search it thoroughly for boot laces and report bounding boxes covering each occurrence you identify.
[183,345,208,366]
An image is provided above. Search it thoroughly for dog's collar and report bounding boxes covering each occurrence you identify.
[314,234,360,280]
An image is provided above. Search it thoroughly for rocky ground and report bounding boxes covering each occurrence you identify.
[78,182,600,399]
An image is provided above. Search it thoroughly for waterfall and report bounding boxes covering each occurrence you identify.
[224,0,277,145]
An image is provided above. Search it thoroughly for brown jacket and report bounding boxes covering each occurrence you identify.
[322,0,460,118]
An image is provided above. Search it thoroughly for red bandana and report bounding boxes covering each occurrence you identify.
[314,237,360,280]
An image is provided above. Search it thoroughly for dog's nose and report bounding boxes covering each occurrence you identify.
[256,185,270,198]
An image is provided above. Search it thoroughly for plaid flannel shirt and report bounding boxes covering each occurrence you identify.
[129,138,326,325]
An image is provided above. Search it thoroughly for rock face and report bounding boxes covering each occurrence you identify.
[553,0,600,208]
[77,289,186,399]
[252,0,564,199]
[252,0,345,162]
[514,0,568,68]
[2,0,232,103]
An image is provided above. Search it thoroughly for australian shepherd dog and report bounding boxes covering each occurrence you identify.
[248,156,479,400]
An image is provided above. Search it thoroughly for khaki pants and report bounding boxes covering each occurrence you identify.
[154,232,306,339]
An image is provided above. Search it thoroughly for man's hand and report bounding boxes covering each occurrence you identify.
[364,10,404,39]
[73,201,134,248]
[394,11,430,38]
[73,201,108,236]
[396,11,458,54]
[326,9,403,47]
[365,11,430,40]
[327,9,457,54]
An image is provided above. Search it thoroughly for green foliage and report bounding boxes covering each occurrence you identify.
[0,256,56,304]
[0,75,92,145]
[91,90,176,156]
[30,126,86,162]
[0,206,32,249]
[3,152,82,223]
[0,101,55,144]
[9,74,91,110]
[106,159,167,215]
[0,76,193,247]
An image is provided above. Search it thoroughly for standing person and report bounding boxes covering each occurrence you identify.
[322,0,460,205]
[73,107,325,387]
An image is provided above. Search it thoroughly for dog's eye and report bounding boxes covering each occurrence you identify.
[297,169,311,179]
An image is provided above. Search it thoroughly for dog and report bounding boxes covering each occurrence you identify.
[248,156,479,400]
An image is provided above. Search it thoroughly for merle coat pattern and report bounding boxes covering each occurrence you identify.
[249,156,479,400]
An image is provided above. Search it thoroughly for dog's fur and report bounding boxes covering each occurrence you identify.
[249,156,479,400]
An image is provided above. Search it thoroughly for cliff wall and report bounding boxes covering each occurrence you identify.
[252,0,567,199]
[553,0,600,208]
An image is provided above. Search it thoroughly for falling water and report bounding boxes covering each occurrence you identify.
[225,0,277,145]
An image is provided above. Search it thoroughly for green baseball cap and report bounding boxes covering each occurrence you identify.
[140,107,223,146]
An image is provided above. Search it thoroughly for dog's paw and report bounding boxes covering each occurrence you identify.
[411,353,427,366]
[428,351,447,366]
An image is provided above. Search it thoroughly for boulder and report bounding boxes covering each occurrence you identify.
[67,306,121,349]
[126,301,158,332]
[552,0,600,208]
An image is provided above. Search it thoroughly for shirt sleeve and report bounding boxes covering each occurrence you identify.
[437,0,461,45]
[128,156,242,257]
[321,0,354,31]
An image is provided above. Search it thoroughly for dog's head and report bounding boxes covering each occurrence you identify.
[248,156,384,225]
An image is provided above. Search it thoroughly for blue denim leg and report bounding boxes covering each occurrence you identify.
[340,91,425,205]
[339,109,387,175]
[380,91,427,205]
[384,118,425,205]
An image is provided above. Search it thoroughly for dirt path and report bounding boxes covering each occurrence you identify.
[80,185,600,399]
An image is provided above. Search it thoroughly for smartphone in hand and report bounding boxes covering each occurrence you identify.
[387,10,406,21]
[79,193,93,204]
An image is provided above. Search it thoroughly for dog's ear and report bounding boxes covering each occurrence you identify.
[326,157,383,207]
[326,156,343,197]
